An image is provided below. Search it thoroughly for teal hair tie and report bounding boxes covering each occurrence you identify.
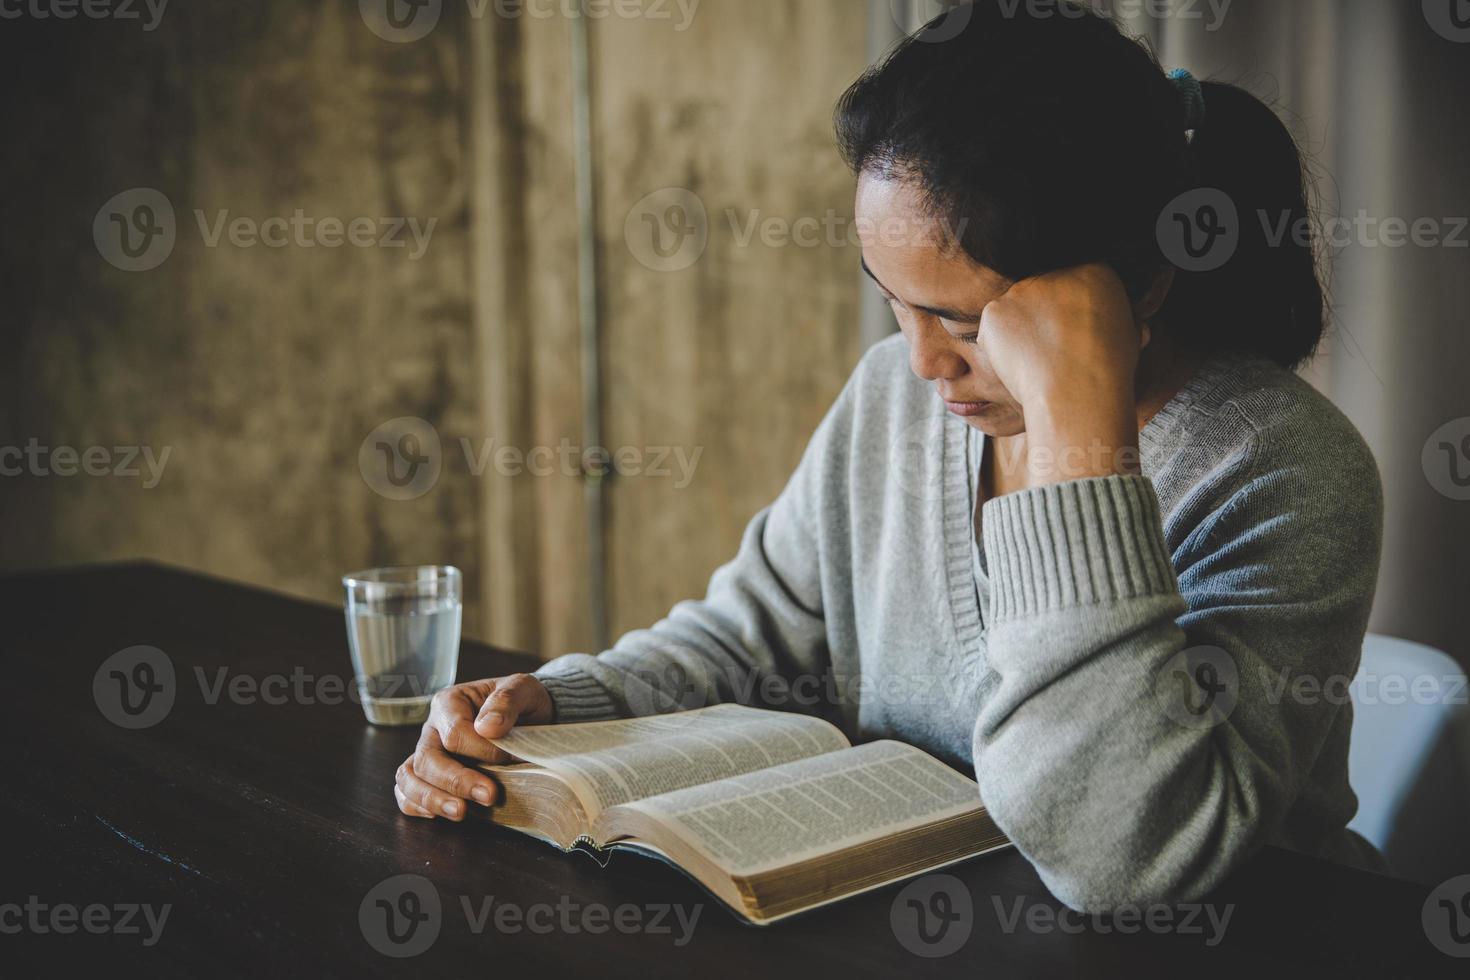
[1168,67,1206,136]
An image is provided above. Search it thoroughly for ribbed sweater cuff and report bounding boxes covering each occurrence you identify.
[981,475,1178,621]
[534,664,621,723]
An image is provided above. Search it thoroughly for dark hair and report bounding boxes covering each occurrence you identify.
[835,1,1325,369]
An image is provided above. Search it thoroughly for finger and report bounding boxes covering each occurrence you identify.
[395,782,435,819]
[429,687,505,762]
[397,758,468,821]
[475,674,552,738]
[413,729,503,806]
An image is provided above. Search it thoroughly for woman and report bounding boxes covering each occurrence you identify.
[393,3,1384,912]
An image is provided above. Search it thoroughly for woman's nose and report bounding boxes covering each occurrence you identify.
[908,326,967,383]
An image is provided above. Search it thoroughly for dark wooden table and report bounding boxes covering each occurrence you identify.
[0,562,1459,977]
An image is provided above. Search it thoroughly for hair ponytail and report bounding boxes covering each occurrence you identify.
[1159,80,1326,368]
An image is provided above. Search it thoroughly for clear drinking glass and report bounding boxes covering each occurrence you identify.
[343,566,462,726]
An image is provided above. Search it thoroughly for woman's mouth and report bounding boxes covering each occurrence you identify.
[943,400,991,418]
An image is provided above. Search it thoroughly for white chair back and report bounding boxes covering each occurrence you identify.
[1347,634,1470,883]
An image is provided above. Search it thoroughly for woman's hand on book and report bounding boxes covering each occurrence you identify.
[393,674,553,821]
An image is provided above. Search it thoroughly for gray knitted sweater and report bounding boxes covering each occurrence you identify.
[535,334,1385,911]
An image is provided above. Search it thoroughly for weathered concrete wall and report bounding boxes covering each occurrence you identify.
[0,0,866,656]
[1,1,486,630]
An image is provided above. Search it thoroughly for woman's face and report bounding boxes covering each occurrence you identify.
[856,172,1024,436]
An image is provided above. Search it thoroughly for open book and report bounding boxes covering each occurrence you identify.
[480,703,1009,924]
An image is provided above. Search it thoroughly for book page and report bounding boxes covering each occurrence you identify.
[613,740,984,875]
[490,704,850,815]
